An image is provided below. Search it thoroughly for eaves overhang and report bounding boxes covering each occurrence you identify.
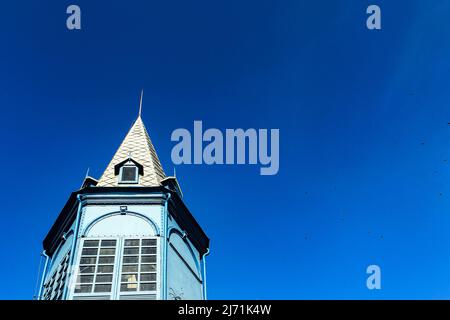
[42,186,210,256]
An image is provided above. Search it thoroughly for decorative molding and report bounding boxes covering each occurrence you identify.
[81,210,160,237]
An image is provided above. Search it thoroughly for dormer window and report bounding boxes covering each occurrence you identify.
[115,158,144,184]
[119,164,139,184]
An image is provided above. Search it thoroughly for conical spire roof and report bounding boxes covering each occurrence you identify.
[97,115,166,187]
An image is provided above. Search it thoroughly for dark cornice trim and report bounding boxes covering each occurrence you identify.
[42,186,210,256]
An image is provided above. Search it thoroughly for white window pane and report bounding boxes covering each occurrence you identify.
[140,273,156,282]
[101,240,116,247]
[124,239,140,247]
[74,284,92,293]
[124,248,139,255]
[97,265,114,273]
[77,275,94,284]
[141,256,156,263]
[80,257,97,265]
[121,284,137,292]
[121,274,138,283]
[94,284,112,293]
[123,256,139,264]
[141,239,156,246]
[99,248,115,255]
[96,274,113,283]
[122,265,138,273]
[141,264,156,272]
[79,266,95,274]
[121,166,137,182]
[140,283,156,291]
[83,240,99,247]
[82,248,98,256]
[98,256,115,264]
[141,247,156,254]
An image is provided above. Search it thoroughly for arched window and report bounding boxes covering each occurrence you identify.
[72,213,159,300]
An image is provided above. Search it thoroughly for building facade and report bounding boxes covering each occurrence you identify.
[37,102,210,300]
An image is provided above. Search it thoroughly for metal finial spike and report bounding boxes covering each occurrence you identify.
[80,167,91,189]
[173,167,176,178]
[139,89,143,117]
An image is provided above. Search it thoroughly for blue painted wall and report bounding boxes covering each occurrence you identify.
[40,192,205,300]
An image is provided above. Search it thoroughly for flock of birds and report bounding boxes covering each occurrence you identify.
[299,122,450,242]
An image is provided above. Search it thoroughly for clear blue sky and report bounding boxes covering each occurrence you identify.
[1,0,450,299]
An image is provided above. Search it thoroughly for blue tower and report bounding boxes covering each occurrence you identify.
[37,95,210,300]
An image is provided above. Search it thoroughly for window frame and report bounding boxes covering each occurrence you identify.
[118,165,139,184]
[72,238,119,299]
[118,238,158,298]
[70,237,159,300]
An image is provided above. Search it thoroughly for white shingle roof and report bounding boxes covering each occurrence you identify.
[97,116,166,187]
